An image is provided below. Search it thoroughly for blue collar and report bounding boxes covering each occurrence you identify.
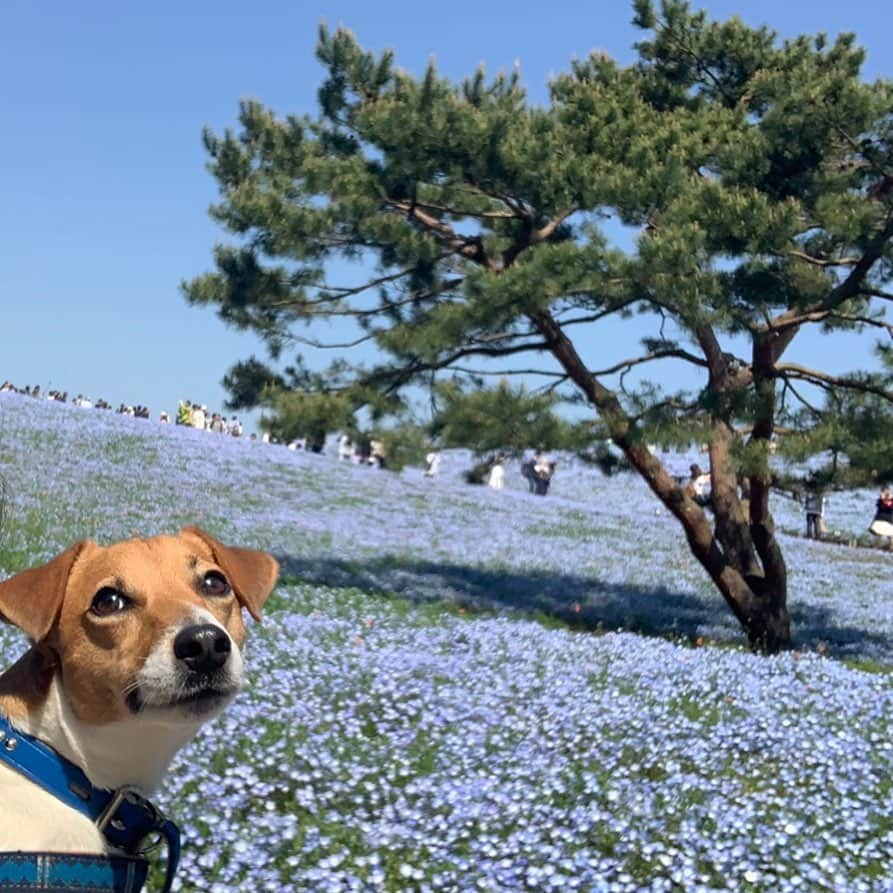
[0,713,180,893]
[0,851,148,893]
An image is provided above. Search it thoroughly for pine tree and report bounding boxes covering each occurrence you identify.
[184,1,893,653]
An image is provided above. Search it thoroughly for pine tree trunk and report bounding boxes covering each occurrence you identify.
[696,527,791,654]
[527,308,794,654]
[654,462,792,655]
[733,580,791,654]
[605,428,793,654]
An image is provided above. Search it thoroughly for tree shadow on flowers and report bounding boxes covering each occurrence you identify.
[275,552,893,660]
[275,552,729,643]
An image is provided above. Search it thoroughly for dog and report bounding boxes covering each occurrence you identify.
[0,527,278,862]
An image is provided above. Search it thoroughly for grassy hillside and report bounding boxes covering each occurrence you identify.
[1,393,891,892]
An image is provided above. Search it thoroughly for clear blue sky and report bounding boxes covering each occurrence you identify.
[1,0,889,425]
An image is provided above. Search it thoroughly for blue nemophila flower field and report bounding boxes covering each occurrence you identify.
[0,392,891,892]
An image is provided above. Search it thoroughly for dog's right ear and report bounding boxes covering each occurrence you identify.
[0,542,89,641]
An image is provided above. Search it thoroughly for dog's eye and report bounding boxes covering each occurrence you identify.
[90,588,130,617]
[202,571,230,597]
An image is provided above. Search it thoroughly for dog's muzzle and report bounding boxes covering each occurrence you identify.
[173,623,231,674]
[127,621,241,717]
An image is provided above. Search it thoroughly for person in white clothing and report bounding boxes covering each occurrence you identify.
[488,454,506,490]
[685,464,712,507]
[425,451,441,477]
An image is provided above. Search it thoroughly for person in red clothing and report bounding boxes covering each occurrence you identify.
[869,485,893,547]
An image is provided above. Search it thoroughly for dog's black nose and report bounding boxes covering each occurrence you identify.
[173,624,231,674]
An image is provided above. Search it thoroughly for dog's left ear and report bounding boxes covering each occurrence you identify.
[0,542,89,641]
[181,527,279,621]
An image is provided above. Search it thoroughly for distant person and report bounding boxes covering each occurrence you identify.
[159,411,170,424]
[176,400,192,426]
[424,450,441,478]
[869,485,893,548]
[804,488,825,539]
[685,463,712,508]
[190,404,206,430]
[521,449,542,493]
[520,459,535,492]
[488,454,506,490]
[338,434,353,462]
[533,460,556,496]
[369,439,386,468]
[228,416,243,437]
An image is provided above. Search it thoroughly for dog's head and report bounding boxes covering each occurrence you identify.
[0,527,279,725]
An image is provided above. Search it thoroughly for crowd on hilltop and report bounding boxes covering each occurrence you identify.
[174,400,243,436]
[1,381,156,418]
[2,379,563,493]
[0,381,242,437]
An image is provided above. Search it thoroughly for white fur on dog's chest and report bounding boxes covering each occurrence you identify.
[0,760,106,852]
[0,677,201,854]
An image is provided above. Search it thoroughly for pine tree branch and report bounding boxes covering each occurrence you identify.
[287,332,379,350]
[531,207,577,245]
[442,341,551,363]
[775,363,893,401]
[405,199,518,220]
[860,287,893,301]
[764,308,833,330]
[365,340,551,397]
[446,364,568,378]
[649,7,741,108]
[537,375,571,397]
[457,182,530,218]
[628,396,700,423]
[589,348,708,378]
[757,216,893,362]
[555,302,637,327]
[691,322,754,392]
[384,199,497,269]
[827,311,893,335]
[466,330,529,345]
[278,277,465,318]
[502,206,577,266]
[787,250,860,267]
[834,125,893,188]
[823,216,893,306]
[779,378,824,415]
[323,260,454,298]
